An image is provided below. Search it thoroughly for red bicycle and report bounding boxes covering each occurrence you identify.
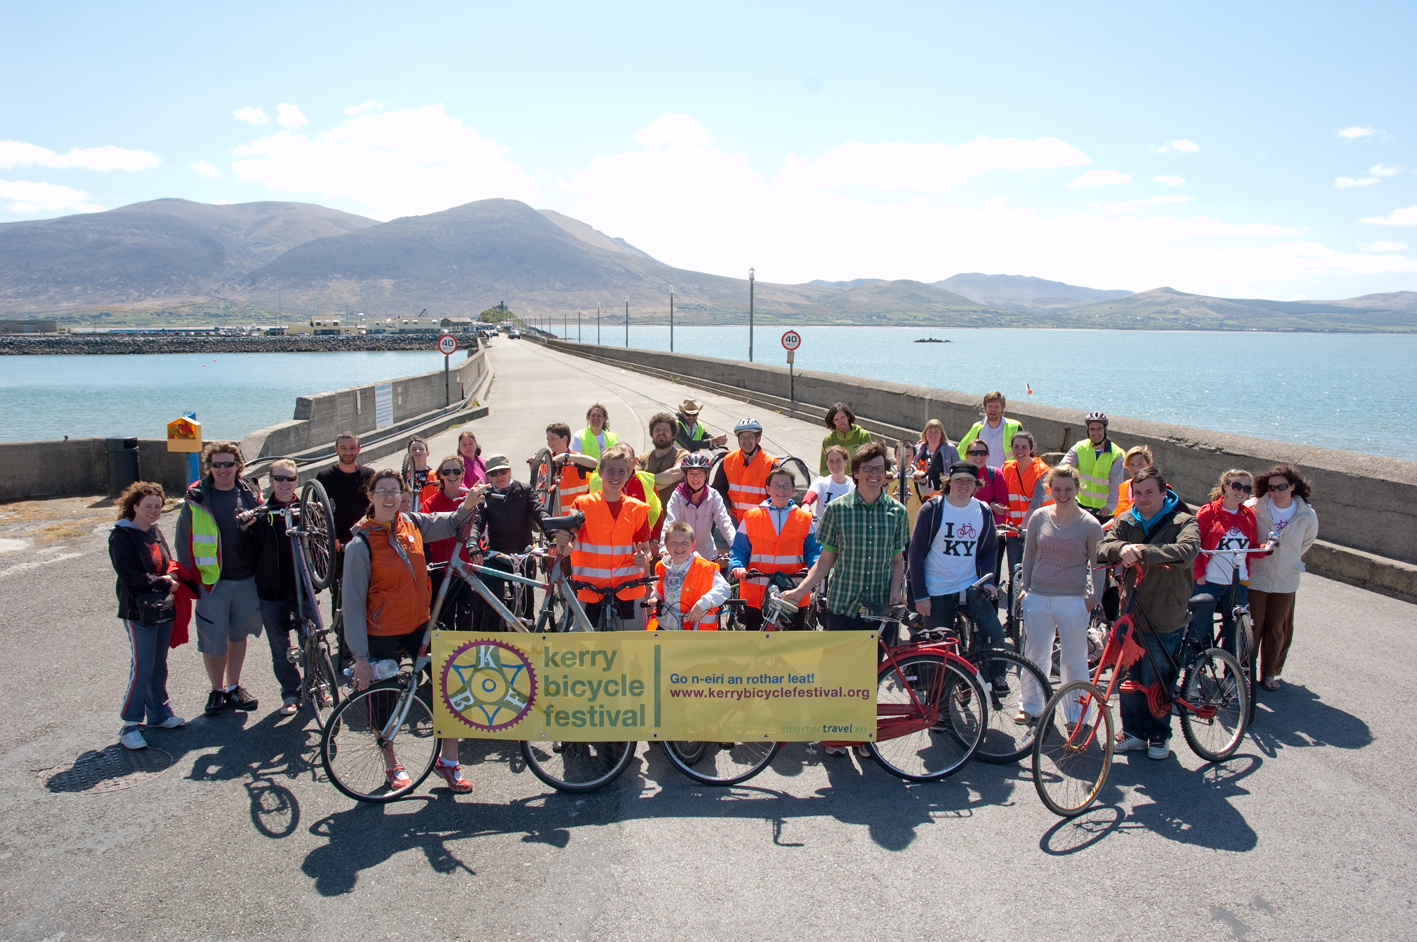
[1031,566,1250,817]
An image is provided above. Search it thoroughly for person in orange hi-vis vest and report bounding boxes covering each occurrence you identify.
[999,430,1055,580]
[535,422,595,516]
[555,444,653,630]
[729,466,821,630]
[712,417,779,523]
[645,521,732,630]
[1112,445,1154,524]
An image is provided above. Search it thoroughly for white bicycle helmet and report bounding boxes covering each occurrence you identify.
[734,417,763,434]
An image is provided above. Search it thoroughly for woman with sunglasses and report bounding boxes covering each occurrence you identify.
[1246,465,1319,693]
[421,455,474,631]
[1190,469,1260,654]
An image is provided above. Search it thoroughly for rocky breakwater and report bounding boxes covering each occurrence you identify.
[0,334,482,355]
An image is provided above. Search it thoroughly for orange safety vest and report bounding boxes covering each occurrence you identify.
[723,448,778,521]
[739,504,813,608]
[646,555,721,630]
[1001,457,1054,527]
[570,493,649,603]
[1115,477,1135,519]
[556,462,590,515]
[358,516,432,637]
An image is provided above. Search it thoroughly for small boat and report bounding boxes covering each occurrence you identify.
[914,337,948,343]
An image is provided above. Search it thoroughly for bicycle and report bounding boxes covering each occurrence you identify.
[1031,566,1250,817]
[273,486,341,729]
[1194,544,1272,726]
[915,574,1051,765]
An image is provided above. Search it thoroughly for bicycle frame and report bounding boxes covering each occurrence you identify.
[270,504,330,672]
[428,545,599,635]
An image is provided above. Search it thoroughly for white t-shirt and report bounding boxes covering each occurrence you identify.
[1270,501,1297,534]
[1204,525,1251,584]
[978,422,1006,470]
[924,498,988,597]
[807,475,855,527]
[571,430,607,455]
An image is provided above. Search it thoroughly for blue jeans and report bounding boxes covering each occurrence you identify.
[258,598,303,701]
[1120,628,1185,742]
[926,587,1005,650]
[1190,580,1247,653]
[121,618,174,727]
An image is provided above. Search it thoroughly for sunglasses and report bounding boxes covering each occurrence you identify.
[271,474,297,483]
[967,450,989,457]
[1269,482,1292,492]
[210,460,237,469]
[440,468,464,476]
[488,468,511,476]
[1228,482,1253,493]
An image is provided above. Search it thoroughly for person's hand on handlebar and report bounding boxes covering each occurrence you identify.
[731,567,747,583]
[779,585,808,607]
[914,598,931,618]
[1119,543,1146,567]
[684,603,707,625]
[889,585,906,607]
[352,659,373,691]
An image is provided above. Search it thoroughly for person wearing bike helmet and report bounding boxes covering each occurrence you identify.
[713,417,779,524]
[663,451,736,559]
[1061,411,1126,522]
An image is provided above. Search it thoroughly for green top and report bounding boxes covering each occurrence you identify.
[820,424,874,474]
[816,488,910,616]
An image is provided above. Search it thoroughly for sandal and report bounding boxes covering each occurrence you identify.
[435,758,473,794]
[823,745,848,757]
[1262,677,1281,691]
[385,764,412,791]
[853,744,870,758]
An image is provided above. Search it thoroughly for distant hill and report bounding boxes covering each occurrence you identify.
[0,199,377,312]
[1060,286,1417,331]
[937,273,1133,311]
[807,278,886,288]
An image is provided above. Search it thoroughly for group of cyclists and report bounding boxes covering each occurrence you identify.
[109,388,1319,785]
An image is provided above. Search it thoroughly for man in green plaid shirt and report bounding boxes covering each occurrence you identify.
[784,441,909,630]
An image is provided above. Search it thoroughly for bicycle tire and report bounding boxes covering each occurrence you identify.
[1232,611,1257,726]
[967,648,1051,764]
[321,681,438,803]
[660,739,782,786]
[780,456,814,504]
[520,740,637,792]
[299,479,338,591]
[870,653,985,782]
[529,447,558,515]
[1180,648,1249,762]
[1032,679,1114,818]
[1006,563,1025,652]
[306,637,340,731]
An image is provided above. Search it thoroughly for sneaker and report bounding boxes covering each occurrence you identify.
[119,726,148,750]
[279,698,299,716]
[1147,739,1170,760]
[992,677,1011,697]
[1114,732,1147,752]
[149,715,187,729]
[226,686,259,711]
[435,758,473,794]
[205,689,228,716]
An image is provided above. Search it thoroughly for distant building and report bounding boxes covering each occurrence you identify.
[287,318,357,336]
[0,320,58,334]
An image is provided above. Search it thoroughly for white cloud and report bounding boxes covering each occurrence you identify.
[276,103,308,128]
[1370,163,1403,177]
[774,135,1091,192]
[190,160,221,180]
[0,140,158,172]
[1150,194,1192,204]
[1364,241,1408,252]
[232,104,538,219]
[1336,176,1379,188]
[635,113,714,148]
[1337,126,1377,139]
[1171,139,1200,152]
[0,179,104,213]
[1361,206,1417,226]
[234,106,269,125]
[1067,169,1131,189]
[1154,175,1185,187]
[344,100,380,116]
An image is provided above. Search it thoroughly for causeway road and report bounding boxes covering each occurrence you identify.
[0,337,1410,942]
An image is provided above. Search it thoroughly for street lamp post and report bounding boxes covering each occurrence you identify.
[563,311,567,339]
[578,309,582,343]
[669,286,675,352]
[597,304,601,344]
[624,297,630,348]
[748,267,755,362]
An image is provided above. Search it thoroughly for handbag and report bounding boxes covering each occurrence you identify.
[124,526,177,626]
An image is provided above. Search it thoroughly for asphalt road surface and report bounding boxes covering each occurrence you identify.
[0,338,1409,942]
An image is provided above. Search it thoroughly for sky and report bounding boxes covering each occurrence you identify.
[2,1,1415,300]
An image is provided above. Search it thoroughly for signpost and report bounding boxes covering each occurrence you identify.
[437,333,459,406]
[781,330,802,405]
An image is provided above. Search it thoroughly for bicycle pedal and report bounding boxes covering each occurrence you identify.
[804,742,819,755]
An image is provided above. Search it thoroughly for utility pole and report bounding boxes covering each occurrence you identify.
[669,286,675,352]
[597,304,601,344]
[748,267,755,362]
[624,297,629,348]
[578,309,582,343]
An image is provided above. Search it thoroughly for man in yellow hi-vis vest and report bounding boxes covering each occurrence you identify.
[1060,411,1125,522]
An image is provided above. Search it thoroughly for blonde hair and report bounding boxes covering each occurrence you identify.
[599,442,635,471]
[270,458,297,475]
[1209,468,1252,503]
[920,419,947,442]
[1124,445,1154,466]
[1047,465,1081,488]
[664,520,696,540]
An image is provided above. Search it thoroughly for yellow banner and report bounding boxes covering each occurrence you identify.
[431,630,877,742]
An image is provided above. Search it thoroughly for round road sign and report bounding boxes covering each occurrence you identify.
[437,334,459,355]
[781,330,802,352]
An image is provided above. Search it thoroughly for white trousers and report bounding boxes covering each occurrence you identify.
[1020,593,1091,718]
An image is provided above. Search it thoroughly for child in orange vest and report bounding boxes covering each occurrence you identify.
[645,521,732,630]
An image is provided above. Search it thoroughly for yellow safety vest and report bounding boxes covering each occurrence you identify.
[1074,441,1124,510]
[575,428,617,462]
[186,502,223,586]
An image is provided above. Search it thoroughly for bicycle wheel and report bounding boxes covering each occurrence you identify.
[321,681,438,803]
[300,479,337,591]
[1032,680,1114,818]
[306,635,340,730]
[870,654,985,782]
[968,649,1051,764]
[1232,611,1257,725]
[1180,648,1249,762]
[1006,563,1025,651]
[780,456,813,503]
[529,447,558,514]
[660,739,782,786]
[520,740,637,792]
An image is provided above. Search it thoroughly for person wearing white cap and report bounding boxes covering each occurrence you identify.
[469,453,553,628]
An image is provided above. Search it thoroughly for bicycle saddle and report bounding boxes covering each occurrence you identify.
[1187,593,1217,611]
[542,511,586,532]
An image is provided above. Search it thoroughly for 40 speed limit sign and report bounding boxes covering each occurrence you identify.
[781,330,802,351]
[437,334,459,355]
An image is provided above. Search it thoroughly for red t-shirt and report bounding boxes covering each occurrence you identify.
[420,489,465,565]
[601,498,652,543]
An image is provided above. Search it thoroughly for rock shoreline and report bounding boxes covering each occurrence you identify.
[0,334,484,355]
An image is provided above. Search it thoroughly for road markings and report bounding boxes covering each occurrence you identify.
[0,552,82,578]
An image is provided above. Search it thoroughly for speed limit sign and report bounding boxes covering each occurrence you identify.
[436,334,459,355]
[781,330,802,351]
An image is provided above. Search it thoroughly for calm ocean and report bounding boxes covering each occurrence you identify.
[2,329,1412,460]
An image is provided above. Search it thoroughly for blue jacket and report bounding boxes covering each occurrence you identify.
[729,500,822,570]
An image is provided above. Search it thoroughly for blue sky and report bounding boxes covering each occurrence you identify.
[2,1,1415,299]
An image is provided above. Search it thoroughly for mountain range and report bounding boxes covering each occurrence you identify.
[0,197,1412,331]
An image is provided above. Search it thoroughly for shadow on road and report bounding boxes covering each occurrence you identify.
[1246,682,1372,756]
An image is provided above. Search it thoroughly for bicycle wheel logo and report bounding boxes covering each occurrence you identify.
[441,640,537,732]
